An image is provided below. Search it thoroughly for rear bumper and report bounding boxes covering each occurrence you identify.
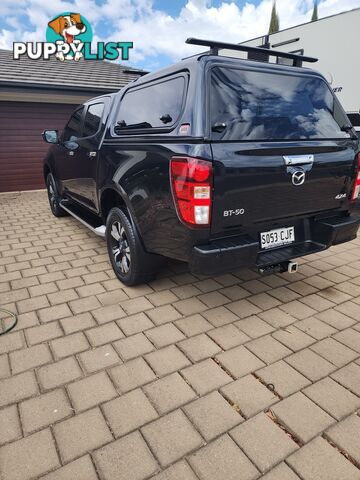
[189,215,360,276]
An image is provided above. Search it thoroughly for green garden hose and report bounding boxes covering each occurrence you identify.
[0,308,18,335]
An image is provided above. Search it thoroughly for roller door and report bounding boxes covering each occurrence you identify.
[0,101,77,192]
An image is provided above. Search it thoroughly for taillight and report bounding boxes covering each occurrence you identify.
[170,156,213,227]
[351,153,360,201]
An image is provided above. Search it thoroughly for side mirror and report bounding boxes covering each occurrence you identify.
[42,130,59,144]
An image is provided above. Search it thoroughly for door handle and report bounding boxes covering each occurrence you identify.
[283,155,314,166]
[87,151,97,157]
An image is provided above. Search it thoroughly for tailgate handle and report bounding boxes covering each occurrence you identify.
[283,155,314,166]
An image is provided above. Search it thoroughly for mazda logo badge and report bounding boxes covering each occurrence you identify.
[292,170,306,186]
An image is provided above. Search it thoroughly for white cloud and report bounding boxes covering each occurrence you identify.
[0,28,16,49]
[98,0,360,66]
[1,0,359,68]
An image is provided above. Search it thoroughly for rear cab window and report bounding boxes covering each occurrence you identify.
[114,75,186,134]
[210,66,351,141]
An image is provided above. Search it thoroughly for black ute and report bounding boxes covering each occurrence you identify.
[42,38,360,285]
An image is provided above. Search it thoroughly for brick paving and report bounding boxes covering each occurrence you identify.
[0,190,360,480]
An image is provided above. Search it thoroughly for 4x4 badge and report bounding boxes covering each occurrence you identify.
[292,170,306,186]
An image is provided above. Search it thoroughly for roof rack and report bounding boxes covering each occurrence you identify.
[186,37,318,67]
[122,69,149,77]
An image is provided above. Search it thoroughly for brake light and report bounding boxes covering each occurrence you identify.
[351,153,360,201]
[170,156,213,226]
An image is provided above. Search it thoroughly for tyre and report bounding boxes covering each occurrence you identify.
[106,207,164,286]
[46,174,68,217]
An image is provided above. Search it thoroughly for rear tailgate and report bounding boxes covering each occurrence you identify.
[210,141,356,235]
[209,64,358,237]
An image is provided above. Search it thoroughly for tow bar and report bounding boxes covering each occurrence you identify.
[258,260,298,276]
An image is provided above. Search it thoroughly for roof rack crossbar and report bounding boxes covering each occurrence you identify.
[186,37,318,66]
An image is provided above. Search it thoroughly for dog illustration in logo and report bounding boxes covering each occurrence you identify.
[48,14,86,61]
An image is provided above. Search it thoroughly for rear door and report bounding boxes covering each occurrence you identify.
[209,65,357,236]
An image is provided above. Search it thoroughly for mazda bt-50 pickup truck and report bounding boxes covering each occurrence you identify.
[42,38,360,285]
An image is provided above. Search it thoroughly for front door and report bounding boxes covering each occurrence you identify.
[55,105,85,201]
[56,100,108,212]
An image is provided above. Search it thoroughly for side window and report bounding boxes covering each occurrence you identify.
[83,103,105,137]
[115,76,185,132]
[62,106,84,141]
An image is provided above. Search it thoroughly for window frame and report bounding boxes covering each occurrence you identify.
[112,72,189,136]
[82,101,106,139]
[61,105,85,142]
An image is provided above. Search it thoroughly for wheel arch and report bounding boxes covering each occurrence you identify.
[100,187,128,222]
[100,187,150,253]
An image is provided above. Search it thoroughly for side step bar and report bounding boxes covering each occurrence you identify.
[60,201,106,238]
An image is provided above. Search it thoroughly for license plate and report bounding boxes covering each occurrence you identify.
[260,227,295,250]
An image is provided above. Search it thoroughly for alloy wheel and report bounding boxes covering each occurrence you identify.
[110,221,131,273]
[48,179,57,211]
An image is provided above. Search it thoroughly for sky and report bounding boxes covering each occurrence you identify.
[1,0,359,71]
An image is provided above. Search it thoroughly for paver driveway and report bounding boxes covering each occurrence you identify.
[1,190,360,480]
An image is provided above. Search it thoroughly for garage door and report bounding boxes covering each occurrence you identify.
[0,101,78,192]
